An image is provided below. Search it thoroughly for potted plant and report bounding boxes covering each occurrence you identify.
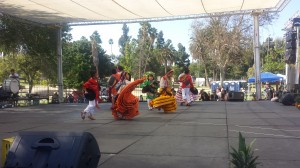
[230,132,260,168]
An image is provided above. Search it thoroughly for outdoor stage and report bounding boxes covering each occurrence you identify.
[0,101,300,168]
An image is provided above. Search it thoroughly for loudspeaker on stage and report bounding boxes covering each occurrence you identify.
[3,131,100,168]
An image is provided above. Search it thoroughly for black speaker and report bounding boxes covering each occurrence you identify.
[286,40,296,49]
[4,131,100,168]
[281,93,295,106]
[227,91,244,101]
[285,31,297,64]
[293,18,300,27]
[285,31,296,42]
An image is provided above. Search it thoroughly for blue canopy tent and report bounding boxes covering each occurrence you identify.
[248,72,283,83]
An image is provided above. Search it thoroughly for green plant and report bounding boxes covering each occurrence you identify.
[230,132,260,168]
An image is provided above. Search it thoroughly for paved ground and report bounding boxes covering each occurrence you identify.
[1,100,300,168]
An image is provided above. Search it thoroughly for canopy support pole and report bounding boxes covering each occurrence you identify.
[57,26,64,102]
[295,26,299,85]
[252,12,261,100]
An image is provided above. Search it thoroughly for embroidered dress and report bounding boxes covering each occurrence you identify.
[141,79,158,109]
[176,73,198,104]
[150,70,177,112]
[175,85,198,104]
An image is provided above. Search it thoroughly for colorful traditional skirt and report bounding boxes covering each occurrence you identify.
[175,86,198,103]
[112,78,145,119]
[150,87,177,112]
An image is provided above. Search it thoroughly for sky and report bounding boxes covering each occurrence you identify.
[70,0,300,56]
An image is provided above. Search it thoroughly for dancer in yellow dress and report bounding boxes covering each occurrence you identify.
[150,70,177,112]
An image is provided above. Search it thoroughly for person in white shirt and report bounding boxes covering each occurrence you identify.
[117,72,131,94]
[9,69,19,79]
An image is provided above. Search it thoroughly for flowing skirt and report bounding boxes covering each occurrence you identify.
[175,86,198,103]
[150,87,177,112]
[112,78,145,119]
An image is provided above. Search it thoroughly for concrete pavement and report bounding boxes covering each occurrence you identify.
[1,100,300,168]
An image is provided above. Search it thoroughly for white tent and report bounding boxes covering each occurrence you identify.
[277,74,287,81]
[0,0,291,101]
[0,0,290,25]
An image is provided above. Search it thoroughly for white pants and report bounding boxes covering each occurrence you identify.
[147,99,152,109]
[182,88,191,103]
[84,100,96,116]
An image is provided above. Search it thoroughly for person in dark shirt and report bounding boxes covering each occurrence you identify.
[199,89,210,101]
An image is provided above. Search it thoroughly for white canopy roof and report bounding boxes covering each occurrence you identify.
[0,0,289,25]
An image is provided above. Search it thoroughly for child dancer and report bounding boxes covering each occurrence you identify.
[141,74,158,110]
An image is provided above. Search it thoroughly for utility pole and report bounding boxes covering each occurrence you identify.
[294,20,300,85]
[57,26,64,103]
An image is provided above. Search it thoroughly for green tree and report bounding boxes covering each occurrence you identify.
[190,16,255,85]
[262,48,285,74]
[63,37,93,89]
[188,62,202,78]
[156,38,176,74]
[260,37,285,74]
[0,17,70,91]
[0,56,18,82]
[174,43,190,71]
[17,54,41,93]
[119,41,139,78]
[63,35,113,89]
[118,23,131,56]
[190,22,216,86]
[98,50,113,79]
[135,22,158,77]
[90,31,102,44]
[156,31,165,49]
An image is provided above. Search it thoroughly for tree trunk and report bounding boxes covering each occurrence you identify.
[212,70,216,81]
[219,66,226,87]
[143,53,148,74]
[164,59,168,74]
[197,61,200,78]
[29,80,33,93]
[203,63,210,87]
[138,51,142,79]
[204,68,210,87]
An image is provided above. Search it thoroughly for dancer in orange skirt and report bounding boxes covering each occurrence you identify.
[112,78,145,120]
